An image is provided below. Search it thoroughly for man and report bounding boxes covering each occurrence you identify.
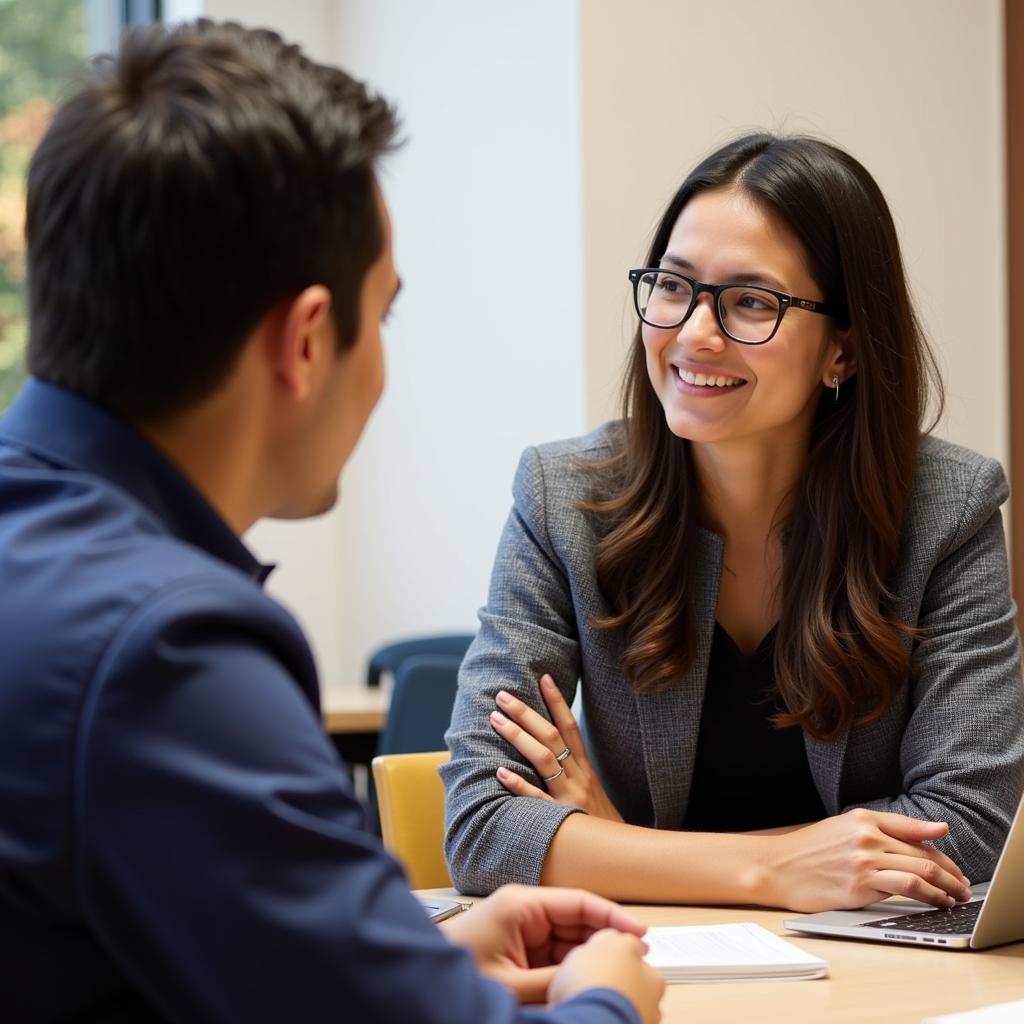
[0,20,663,1024]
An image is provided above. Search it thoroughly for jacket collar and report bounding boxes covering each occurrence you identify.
[0,379,269,584]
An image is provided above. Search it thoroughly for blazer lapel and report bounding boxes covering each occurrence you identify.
[806,693,911,815]
[805,731,849,815]
[635,528,723,828]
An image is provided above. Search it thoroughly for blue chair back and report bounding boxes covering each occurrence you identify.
[366,633,474,689]
[376,654,462,756]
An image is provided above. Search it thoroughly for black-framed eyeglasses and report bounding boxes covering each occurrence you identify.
[628,267,837,345]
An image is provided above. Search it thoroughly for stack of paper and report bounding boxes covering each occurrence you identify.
[642,922,829,983]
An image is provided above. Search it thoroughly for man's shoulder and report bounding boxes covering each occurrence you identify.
[0,443,255,606]
[0,446,303,710]
[0,442,317,878]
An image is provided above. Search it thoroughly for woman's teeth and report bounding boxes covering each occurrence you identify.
[677,368,744,387]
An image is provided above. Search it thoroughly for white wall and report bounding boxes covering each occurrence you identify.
[204,0,335,60]
[580,0,1007,467]
[205,0,587,701]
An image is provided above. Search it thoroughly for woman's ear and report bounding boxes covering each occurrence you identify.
[823,329,856,387]
[276,285,334,401]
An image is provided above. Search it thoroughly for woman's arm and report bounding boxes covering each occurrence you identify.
[842,457,1024,881]
[540,811,969,912]
[440,444,590,894]
[495,675,970,912]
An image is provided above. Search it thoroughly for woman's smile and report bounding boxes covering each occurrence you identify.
[671,362,748,395]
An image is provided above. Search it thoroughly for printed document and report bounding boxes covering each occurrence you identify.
[643,922,829,982]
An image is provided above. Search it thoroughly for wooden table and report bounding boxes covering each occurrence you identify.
[322,688,389,735]
[322,690,391,803]
[419,889,1024,1023]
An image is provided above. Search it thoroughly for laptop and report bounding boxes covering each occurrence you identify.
[784,791,1024,950]
[416,895,470,923]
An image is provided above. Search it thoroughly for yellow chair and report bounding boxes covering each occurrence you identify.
[371,750,451,889]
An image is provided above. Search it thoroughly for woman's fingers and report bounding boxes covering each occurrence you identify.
[869,869,959,909]
[495,690,566,753]
[882,838,971,890]
[869,816,969,887]
[869,809,950,843]
[870,854,972,905]
[496,766,552,802]
[490,707,567,785]
[492,701,624,822]
[539,675,584,754]
[489,681,621,821]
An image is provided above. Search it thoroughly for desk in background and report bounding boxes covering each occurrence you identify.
[323,689,390,796]
[418,889,1024,1024]
[323,689,389,737]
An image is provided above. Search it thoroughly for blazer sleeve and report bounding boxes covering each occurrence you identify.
[79,577,636,1024]
[441,446,587,894]
[846,456,1024,880]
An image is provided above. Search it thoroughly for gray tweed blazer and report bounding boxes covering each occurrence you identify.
[441,425,1024,894]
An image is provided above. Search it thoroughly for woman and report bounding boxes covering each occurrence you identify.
[441,133,1024,913]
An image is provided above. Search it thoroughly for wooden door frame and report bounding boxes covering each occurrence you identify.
[1008,0,1024,618]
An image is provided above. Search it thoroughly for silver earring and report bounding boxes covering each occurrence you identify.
[832,374,840,401]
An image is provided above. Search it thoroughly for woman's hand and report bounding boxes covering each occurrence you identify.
[763,808,974,912]
[489,675,624,823]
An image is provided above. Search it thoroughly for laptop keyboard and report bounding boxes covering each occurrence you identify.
[860,900,983,934]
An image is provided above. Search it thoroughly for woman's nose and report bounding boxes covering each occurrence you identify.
[677,293,726,351]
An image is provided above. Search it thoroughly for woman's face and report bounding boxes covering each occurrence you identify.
[642,186,845,451]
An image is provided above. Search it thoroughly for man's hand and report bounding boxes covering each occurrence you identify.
[551,929,664,1024]
[439,883,661,1019]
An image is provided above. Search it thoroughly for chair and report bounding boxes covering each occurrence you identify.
[365,633,474,688]
[372,750,451,888]
[376,654,463,755]
[364,654,463,835]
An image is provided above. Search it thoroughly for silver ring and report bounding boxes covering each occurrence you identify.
[555,746,572,763]
[541,766,565,784]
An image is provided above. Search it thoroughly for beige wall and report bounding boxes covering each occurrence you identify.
[581,0,1007,467]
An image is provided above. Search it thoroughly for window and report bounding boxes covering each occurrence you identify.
[0,0,166,410]
[0,1,89,408]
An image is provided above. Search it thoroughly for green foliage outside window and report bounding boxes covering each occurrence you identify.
[0,0,86,409]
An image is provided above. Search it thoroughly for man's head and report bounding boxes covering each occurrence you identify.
[25,19,400,423]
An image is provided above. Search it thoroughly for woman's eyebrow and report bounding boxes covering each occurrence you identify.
[658,253,786,291]
[658,253,694,272]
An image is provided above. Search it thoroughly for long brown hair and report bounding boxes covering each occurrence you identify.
[583,134,943,741]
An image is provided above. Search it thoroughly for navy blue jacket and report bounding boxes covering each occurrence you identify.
[0,380,636,1024]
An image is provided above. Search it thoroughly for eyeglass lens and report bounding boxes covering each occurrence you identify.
[636,270,781,343]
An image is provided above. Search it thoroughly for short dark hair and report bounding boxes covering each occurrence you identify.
[25,19,400,419]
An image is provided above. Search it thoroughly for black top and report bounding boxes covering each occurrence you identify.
[682,622,826,832]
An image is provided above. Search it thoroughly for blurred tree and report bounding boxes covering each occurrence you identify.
[0,0,86,409]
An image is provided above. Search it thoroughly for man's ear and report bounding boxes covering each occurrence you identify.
[276,285,334,401]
